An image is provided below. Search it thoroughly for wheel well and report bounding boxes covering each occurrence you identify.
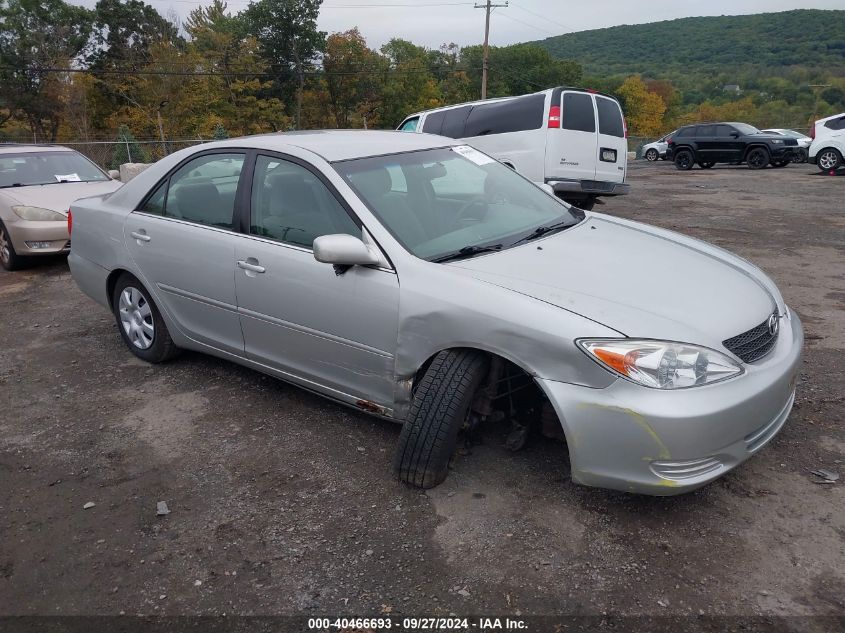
[411,348,563,439]
[105,268,134,310]
[742,144,770,159]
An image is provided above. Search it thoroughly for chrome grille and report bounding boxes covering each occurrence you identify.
[723,311,779,363]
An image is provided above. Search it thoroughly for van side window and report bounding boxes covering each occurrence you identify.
[561,93,595,133]
[399,117,419,132]
[596,97,624,138]
[440,106,472,138]
[422,111,446,135]
[464,94,545,137]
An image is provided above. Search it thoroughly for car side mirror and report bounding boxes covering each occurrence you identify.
[108,169,121,180]
[313,234,381,267]
[538,183,555,196]
[730,131,740,138]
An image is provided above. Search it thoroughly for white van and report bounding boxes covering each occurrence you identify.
[397,87,630,209]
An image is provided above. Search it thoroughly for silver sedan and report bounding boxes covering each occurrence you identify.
[68,131,803,495]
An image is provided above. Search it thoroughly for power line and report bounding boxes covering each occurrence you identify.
[494,10,555,35]
[510,2,570,33]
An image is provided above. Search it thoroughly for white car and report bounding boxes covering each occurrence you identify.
[808,112,845,172]
[398,88,629,211]
[761,128,812,163]
[642,131,676,161]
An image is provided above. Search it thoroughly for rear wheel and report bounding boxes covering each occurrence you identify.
[645,148,659,162]
[394,349,489,489]
[746,147,770,170]
[112,273,180,363]
[817,148,843,172]
[794,148,808,164]
[674,149,694,170]
[0,221,27,271]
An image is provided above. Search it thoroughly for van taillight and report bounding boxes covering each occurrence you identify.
[67,209,72,236]
[548,105,561,128]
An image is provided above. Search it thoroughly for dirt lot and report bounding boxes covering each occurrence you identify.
[1,161,843,630]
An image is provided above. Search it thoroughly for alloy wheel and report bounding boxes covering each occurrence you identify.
[646,149,658,161]
[118,286,155,349]
[747,149,768,169]
[818,150,839,170]
[0,226,9,265]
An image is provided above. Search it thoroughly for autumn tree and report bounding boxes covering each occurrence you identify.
[323,28,383,128]
[0,0,93,141]
[379,39,442,128]
[242,0,325,128]
[616,75,666,137]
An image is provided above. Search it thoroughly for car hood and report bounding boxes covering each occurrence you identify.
[0,180,122,214]
[446,215,777,350]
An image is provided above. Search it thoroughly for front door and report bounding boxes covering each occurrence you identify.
[233,154,400,408]
[124,152,247,354]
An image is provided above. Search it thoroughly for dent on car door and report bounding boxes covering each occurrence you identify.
[124,152,246,354]
[233,154,400,408]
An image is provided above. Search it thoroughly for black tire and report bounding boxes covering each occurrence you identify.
[112,273,180,363]
[394,349,489,489]
[746,147,770,170]
[794,148,807,164]
[645,148,659,162]
[0,220,28,271]
[674,149,694,170]
[816,147,843,172]
[699,161,715,169]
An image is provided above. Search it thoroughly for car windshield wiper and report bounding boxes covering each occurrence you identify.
[510,219,574,246]
[430,244,503,263]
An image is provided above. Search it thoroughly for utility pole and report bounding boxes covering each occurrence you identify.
[157,100,169,157]
[474,0,507,100]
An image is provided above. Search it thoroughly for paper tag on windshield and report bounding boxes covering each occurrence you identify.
[55,173,81,182]
[452,145,495,165]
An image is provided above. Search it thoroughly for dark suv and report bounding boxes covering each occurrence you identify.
[667,122,798,170]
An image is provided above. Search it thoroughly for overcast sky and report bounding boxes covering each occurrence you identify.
[78,0,844,50]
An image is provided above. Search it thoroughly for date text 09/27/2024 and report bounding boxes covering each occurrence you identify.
[307,617,528,630]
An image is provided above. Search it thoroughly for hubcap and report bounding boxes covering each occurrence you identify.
[647,150,657,161]
[118,286,154,350]
[0,227,9,263]
[819,151,837,170]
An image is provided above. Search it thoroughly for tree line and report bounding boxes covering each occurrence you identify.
[2,0,841,153]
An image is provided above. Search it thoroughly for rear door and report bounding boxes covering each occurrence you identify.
[124,151,247,354]
[545,90,597,183]
[695,125,718,161]
[594,95,627,184]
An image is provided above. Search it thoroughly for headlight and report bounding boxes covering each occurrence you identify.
[770,139,784,144]
[577,339,743,389]
[11,206,67,221]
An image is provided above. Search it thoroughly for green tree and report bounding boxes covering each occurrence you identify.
[242,0,325,128]
[379,38,442,127]
[111,124,149,167]
[212,122,229,139]
[0,0,93,141]
[323,28,383,128]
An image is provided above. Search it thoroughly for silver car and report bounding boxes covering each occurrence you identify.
[68,131,803,495]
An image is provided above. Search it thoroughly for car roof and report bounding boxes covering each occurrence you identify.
[0,144,76,155]
[204,130,459,162]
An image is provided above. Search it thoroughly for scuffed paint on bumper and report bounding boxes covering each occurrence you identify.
[537,310,803,495]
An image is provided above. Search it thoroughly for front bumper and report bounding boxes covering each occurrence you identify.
[538,310,803,495]
[547,179,631,197]
[4,218,70,256]
[770,146,796,161]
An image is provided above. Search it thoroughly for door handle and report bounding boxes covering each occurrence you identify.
[130,230,151,242]
[237,259,265,274]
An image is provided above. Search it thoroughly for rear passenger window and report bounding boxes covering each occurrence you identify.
[676,127,694,137]
[422,111,446,135]
[163,153,245,229]
[561,93,595,133]
[250,155,359,249]
[463,94,545,137]
[596,97,624,137]
[697,125,716,137]
[140,182,166,215]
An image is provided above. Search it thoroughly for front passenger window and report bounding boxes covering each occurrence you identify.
[250,155,359,249]
[164,153,245,230]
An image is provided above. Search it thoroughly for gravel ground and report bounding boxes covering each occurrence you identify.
[1,161,843,630]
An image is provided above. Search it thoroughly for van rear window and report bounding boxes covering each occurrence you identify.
[463,94,545,137]
[561,93,595,133]
[596,97,624,138]
[421,110,446,135]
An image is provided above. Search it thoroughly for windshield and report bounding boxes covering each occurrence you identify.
[732,123,761,135]
[0,151,108,188]
[781,130,808,139]
[334,146,583,261]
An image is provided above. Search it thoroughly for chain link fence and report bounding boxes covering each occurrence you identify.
[0,139,209,169]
